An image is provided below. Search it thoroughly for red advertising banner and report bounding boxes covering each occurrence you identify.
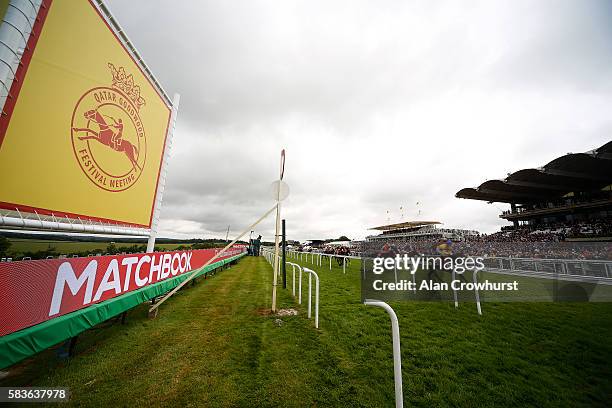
[0,247,246,336]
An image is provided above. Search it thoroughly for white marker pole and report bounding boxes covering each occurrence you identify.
[147,93,180,253]
[271,150,286,312]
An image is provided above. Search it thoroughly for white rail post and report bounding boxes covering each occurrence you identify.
[308,271,312,318]
[364,299,403,408]
[329,255,332,270]
[343,256,346,274]
[452,269,458,309]
[287,261,297,297]
[303,267,320,328]
[292,263,296,297]
[313,270,319,328]
[473,270,482,315]
[298,264,303,304]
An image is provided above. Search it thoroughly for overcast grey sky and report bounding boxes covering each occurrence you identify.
[106,0,612,242]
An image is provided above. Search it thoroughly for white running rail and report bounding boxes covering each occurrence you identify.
[303,267,320,329]
[363,299,403,408]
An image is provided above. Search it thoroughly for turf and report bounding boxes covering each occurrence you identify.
[5,239,189,256]
[1,256,611,407]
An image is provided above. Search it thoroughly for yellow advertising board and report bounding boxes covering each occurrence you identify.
[0,0,171,227]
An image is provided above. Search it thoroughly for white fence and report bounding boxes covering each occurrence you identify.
[483,257,612,285]
[286,250,361,274]
[287,250,612,285]
[262,249,320,328]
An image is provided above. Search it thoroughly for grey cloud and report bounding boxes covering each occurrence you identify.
[486,0,612,92]
[104,0,612,241]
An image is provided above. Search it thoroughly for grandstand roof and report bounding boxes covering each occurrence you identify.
[369,221,441,231]
[456,141,612,204]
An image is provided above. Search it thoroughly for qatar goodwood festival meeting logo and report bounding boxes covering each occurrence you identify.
[71,63,147,192]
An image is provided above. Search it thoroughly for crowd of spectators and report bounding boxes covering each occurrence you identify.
[359,219,612,261]
[486,219,612,242]
[363,237,611,260]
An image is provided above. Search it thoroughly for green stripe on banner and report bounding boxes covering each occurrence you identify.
[0,253,246,369]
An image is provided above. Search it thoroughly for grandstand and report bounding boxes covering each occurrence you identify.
[366,221,479,242]
[456,141,612,241]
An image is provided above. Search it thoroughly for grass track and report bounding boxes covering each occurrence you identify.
[2,256,611,407]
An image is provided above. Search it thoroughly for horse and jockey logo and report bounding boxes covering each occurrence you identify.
[71,63,147,192]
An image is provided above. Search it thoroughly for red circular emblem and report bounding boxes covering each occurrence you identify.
[71,87,146,192]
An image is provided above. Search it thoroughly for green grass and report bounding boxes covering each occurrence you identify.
[2,256,611,407]
[5,239,188,256]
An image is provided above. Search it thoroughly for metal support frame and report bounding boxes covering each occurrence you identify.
[363,299,403,408]
[0,210,150,236]
[147,93,180,252]
[0,0,42,114]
